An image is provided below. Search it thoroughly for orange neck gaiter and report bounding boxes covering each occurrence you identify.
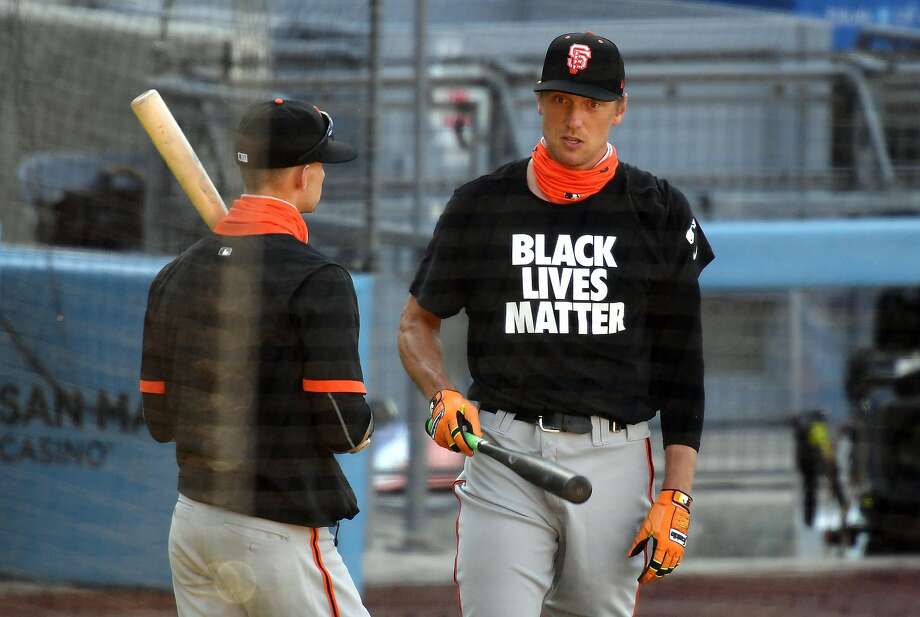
[531,139,618,204]
[213,195,308,243]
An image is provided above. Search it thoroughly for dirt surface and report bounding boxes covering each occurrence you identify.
[2,569,917,617]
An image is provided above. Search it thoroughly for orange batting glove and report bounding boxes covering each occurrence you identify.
[425,389,481,456]
[627,489,692,584]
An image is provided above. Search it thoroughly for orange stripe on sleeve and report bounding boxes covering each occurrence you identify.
[139,380,166,394]
[302,379,366,394]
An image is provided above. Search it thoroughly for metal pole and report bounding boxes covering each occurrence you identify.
[412,0,428,232]
[795,24,808,184]
[231,0,270,83]
[354,0,383,549]
[404,0,430,551]
[846,67,896,188]
[365,0,381,272]
[789,289,804,412]
[1,0,22,243]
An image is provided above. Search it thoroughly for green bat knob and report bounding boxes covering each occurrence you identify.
[463,431,481,452]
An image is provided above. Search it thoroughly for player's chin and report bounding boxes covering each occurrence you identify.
[548,141,593,168]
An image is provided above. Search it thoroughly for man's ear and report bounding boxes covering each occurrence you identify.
[297,164,311,189]
[610,94,628,127]
[535,92,544,116]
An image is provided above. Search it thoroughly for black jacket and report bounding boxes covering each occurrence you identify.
[140,231,372,527]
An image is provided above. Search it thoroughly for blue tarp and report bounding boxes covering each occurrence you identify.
[687,0,920,48]
[701,217,920,289]
[0,246,372,590]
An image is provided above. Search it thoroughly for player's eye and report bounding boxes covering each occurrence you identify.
[552,94,566,105]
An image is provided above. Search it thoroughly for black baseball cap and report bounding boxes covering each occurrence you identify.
[534,32,625,101]
[235,98,356,169]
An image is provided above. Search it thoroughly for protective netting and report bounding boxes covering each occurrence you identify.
[1,0,920,607]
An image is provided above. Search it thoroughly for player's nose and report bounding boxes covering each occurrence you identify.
[564,109,585,130]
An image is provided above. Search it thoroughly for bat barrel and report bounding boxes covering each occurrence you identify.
[130,89,158,107]
[476,439,593,504]
[561,475,592,504]
[130,89,228,229]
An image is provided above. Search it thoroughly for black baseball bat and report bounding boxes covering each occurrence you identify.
[463,433,593,504]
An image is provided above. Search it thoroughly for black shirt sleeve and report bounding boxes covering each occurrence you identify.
[292,265,372,452]
[648,181,714,451]
[409,189,473,318]
[140,269,176,443]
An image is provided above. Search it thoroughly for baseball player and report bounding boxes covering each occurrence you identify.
[140,98,374,617]
[398,33,714,616]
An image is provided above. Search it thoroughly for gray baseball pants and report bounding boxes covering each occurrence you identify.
[454,409,653,617]
[168,494,370,617]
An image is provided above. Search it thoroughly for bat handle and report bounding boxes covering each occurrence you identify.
[456,409,484,453]
[463,431,482,453]
[455,410,483,453]
[425,414,482,453]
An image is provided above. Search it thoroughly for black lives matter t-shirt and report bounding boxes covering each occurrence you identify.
[410,159,714,449]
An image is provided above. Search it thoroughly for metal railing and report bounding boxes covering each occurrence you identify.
[145,50,919,258]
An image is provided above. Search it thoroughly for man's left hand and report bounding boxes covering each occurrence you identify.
[627,489,692,583]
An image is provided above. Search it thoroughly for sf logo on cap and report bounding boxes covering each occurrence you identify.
[567,43,592,74]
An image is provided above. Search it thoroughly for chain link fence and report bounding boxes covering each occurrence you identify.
[2,0,920,577]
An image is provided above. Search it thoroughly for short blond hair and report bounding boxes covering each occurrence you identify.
[239,167,283,193]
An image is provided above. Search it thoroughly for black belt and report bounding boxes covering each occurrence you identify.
[505,409,622,434]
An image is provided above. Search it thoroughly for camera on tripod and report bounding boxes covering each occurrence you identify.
[843,287,920,554]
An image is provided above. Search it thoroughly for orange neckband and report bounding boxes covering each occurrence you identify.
[531,140,618,204]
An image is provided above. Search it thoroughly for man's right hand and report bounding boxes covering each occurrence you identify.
[425,389,482,456]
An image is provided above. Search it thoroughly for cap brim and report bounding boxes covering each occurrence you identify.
[534,80,620,102]
[318,140,357,164]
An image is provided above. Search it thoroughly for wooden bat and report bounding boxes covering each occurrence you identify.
[130,89,228,229]
[463,432,593,504]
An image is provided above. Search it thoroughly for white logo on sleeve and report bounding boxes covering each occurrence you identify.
[686,219,696,245]
[218,247,233,256]
[686,219,699,260]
